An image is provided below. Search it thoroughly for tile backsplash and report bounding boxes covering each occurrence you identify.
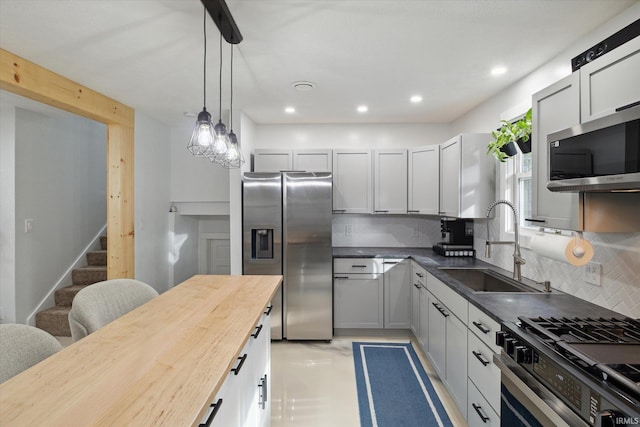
[332,215,441,248]
[475,220,640,318]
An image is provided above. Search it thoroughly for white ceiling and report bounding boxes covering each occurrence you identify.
[0,0,636,126]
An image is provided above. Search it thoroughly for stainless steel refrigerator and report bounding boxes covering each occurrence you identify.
[242,172,333,340]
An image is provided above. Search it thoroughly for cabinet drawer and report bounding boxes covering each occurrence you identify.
[468,303,502,354]
[334,258,381,274]
[426,273,468,323]
[467,379,500,427]
[412,262,426,286]
[467,332,501,415]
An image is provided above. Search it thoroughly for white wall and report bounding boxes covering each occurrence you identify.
[169,213,199,286]
[170,117,230,204]
[14,107,106,324]
[134,112,172,293]
[0,99,17,323]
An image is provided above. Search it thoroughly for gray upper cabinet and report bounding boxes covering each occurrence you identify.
[374,149,408,214]
[332,149,373,214]
[293,149,332,172]
[408,145,440,215]
[580,36,640,122]
[530,73,581,230]
[439,134,494,218]
[253,149,293,172]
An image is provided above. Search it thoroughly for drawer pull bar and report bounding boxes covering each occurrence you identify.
[334,276,349,279]
[432,302,449,318]
[415,272,424,278]
[264,305,273,316]
[351,265,367,268]
[252,324,263,339]
[383,261,399,265]
[472,403,490,423]
[199,398,223,427]
[332,209,347,213]
[374,210,389,213]
[258,374,268,409]
[231,354,248,375]
[472,321,490,334]
[472,350,490,366]
[414,283,421,289]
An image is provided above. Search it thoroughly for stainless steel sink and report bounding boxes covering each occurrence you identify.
[437,268,540,293]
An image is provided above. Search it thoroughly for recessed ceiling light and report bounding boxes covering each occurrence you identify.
[291,81,316,91]
[357,105,368,113]
[491,66,507,76]
[284,106,296,114]
[410,95,423,103]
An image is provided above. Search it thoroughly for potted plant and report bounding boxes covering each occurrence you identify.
[487,108,532,162]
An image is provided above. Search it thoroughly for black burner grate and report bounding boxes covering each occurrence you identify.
[521,317,640,344]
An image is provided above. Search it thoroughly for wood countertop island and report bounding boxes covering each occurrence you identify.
[0,274,282,426]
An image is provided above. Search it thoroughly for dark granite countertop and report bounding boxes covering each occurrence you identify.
[332,247,624,323]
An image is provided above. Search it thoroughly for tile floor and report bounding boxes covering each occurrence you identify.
[271,335,467,427]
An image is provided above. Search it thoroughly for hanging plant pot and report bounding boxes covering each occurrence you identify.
[515,137,532,154]
[499,141,518,157]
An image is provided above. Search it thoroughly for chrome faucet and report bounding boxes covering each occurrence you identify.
[485,200,526,281]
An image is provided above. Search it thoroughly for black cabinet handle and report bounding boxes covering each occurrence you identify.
[414,283,421,289]
[252,324,263,339]
[432,302,449,318]
[231,354,248,375]
[472,321,491,334]
[472,403,490,423]
[374,210,389,213]
[351,265,367,268]
[258,374,268,409]
[525,217,546,223]
[472,350,490,366]
[415,272,424,278]
[407,210,419,213]
[264,305,273,316]
[199,399,223,427]
[334,276,349,279]
[383,261,399,265]
[332,209,347,213]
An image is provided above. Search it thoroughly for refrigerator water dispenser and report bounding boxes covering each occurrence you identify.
[252,229,274,259]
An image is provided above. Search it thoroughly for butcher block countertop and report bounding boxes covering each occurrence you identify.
[0,274,282,427]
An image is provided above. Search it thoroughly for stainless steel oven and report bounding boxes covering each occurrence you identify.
[495,317,640,427]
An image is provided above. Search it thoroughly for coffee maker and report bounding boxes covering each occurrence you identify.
[433,218,475,257]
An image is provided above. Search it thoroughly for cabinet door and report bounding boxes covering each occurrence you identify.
[332,150,373,213]
[427,293,447,378]
[408,145,439,215]
[468,379,500,427]
[374,149,408,214]
[419,286,429,354]
[530,74,580,230]
[439,137,461,217]
[445,313,468,418]
[334,274,383,328]
[253,149,293,172]
[384,260,410,328]
[410,282,420,338]
[293,149,332,172]
[580,36,640,122]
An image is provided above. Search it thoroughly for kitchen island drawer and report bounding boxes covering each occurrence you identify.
[468,303,501,353]
[334,258,382,274]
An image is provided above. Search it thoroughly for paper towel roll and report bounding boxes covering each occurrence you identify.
[529,233,594,266]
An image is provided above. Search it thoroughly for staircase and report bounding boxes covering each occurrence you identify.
[35,236,108,337]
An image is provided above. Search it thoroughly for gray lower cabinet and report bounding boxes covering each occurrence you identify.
[468,380,499,427]
[383,259,410,328]
[334,258,384,328]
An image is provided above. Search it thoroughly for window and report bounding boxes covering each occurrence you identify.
[500,151,535,244]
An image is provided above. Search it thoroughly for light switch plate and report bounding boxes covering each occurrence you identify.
[584,262,602,286]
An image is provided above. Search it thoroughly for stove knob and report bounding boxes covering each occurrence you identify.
[515,346,532,364]
[505,338,518,356]
[495,331,508,346]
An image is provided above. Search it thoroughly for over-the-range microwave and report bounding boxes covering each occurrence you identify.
[547,103,640,192]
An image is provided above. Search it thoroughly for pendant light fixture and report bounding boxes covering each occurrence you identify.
[220,42,245,169]
[209,32,230,162]
[187,7,214,157]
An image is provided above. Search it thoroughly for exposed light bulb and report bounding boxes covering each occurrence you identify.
[187,108,214,157]
[212,120,229,157]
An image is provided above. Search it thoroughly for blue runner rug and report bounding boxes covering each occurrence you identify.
[353,342,453,427]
